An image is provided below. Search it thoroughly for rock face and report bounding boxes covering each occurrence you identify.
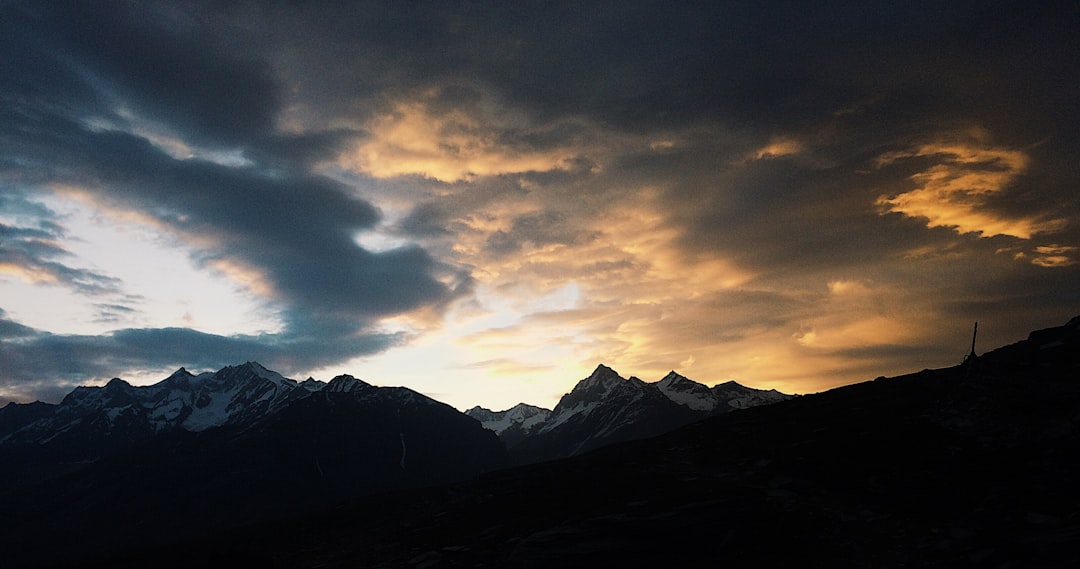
[471,364,793,464]
[0,364,509,566]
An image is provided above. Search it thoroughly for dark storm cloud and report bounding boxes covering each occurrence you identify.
[0,1,468,394]
[20,2,280,148]
[2,0,1078,400]
[262,1,1073,138]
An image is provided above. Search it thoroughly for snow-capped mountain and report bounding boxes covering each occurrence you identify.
[466,403,552,447]
[486,364,792,464]
[0,362,307,453]
[711,379,791,409]
[656,371,720,411]
[466,403,552,435]
[655,371,792,411]
[0,362,509,502]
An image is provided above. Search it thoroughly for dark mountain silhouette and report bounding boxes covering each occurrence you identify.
[0,370,508,567]
[4,316,1080,568]
[468,364,791,464]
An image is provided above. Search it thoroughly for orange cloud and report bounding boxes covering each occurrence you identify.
[753,137,803,160]
[1031,245,1078,268]
[343,98,590,182]
[876,138,1065,239]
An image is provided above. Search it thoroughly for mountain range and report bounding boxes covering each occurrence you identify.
[467,365,790,463]
[0,363,511,565]
[2,316,1078,567]
[0,359,788,566]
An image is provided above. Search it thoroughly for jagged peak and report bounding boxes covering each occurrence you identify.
[508,402,552,413]
[468,402,552,419]
[169,367,193,378]
[299,377,325,392]
[657,371,694,385]
[565,365,630,400]
[324,374,373,393]
[583,364,624,384]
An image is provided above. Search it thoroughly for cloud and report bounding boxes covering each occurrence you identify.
[2,1,1079,407]
[876,137,1066,239]
[0,220,123,295]
[35,2,281,148]
[0,3,472,397]
[1030,245,1078,268]
[0,311,405,402]
[344,96,592,182]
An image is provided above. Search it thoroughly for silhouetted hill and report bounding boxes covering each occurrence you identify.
[23,316,1079,568]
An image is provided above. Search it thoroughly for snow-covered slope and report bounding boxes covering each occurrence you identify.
[711,380,792,409]
[504,365,697,462]
[0,362,351,451]
[0,362,510,498]
[655,371,719,411]
[486,365,793,464]
[466,403,552,436]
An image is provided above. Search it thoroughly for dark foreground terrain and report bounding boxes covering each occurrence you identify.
[20,317,1080,568]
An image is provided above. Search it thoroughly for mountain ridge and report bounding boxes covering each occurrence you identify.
[467,363,792,463]
[20,315,1077,568]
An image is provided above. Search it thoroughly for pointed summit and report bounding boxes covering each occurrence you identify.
[655,372,717,411]
[587,363,621,380]
[325,374,373,393]
[170,367,192,378]
[560,364,637,406]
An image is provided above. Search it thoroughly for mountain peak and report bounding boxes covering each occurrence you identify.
[583,364,626,385]
[568,364,633,400]
[658,370,691,383]
[213,361,292,388]
[655,372,716,411]
[589,363,620,378]
[104,377,132,390]
[325,374,372,393]
[466,403,552,436]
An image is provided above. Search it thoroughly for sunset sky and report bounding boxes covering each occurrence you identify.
[2,1,1078,411]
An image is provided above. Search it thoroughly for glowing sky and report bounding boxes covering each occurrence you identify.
[2,1,1078,411]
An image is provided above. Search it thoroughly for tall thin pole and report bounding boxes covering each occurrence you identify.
[969,321,978,358]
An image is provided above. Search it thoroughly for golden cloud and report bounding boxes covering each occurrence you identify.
[876,138,1065,239]
[753,137,803,160]
[1031,245,1078,268]
[343,99,589,182]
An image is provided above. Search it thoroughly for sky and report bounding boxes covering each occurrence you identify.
[2,1,1078,411]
